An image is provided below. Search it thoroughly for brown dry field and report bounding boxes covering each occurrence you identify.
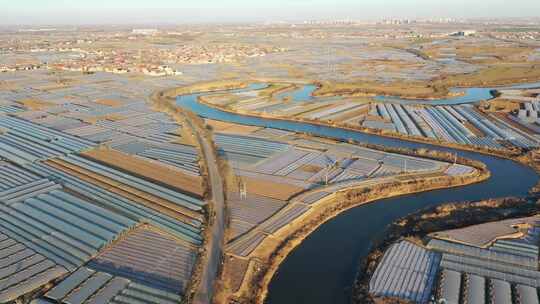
[424,44,536,63]
[82,114,127,124]
[243,176,304,201]
[267,63,307,79]
[258,83,296,98]
[31,83,73,91]
[494,112,539,134]
[314,81,443,99]
[464,121,486,137]
[223,255,250,293]
[481,98,522,112]
[301,164,323,173]
[94,98,124,107]
[45,158,204,223]
[331,105,370,122]
[206,119,260,135]
[439,65,540,87]
[295,102,341,118]
[19,98,55,110]
[200,93,243,106]
[82,148,204,197]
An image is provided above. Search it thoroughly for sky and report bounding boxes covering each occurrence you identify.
[1,0,540,25]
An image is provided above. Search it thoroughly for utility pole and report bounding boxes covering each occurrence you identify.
[239,179,247,200]
[325,164,330,185]
[404,158,407,173]
[327,46,331,74]
[325,159,340,184]
[327,46,335,78]
[325,161,334,185]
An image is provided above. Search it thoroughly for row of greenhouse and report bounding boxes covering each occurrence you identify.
[0,159,203,303]
[437,269,538,304]
[369,218,540,304]
[0,113,207,303]
[370,103,540,149]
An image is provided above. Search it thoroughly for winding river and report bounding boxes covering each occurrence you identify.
[269,80,540,105]
[374,81,540,105]
[176,83,539,304]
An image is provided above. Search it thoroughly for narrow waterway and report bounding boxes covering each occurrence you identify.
[262,80,540,105]
[275,84,317,102]
[374,81,540,105]
[176,83,539,304]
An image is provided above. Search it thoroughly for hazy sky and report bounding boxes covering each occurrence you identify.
[2,0,540,25]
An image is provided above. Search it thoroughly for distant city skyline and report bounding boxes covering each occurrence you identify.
[1,0,540,25]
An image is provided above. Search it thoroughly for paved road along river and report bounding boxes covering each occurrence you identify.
[176,84,539,304]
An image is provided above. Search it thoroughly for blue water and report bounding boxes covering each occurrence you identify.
[275,84,318,102]
[374,81,540,105]
[176,84,539,304]
[265,80,540,106]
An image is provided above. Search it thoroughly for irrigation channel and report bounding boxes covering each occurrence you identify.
[176,83,539,304]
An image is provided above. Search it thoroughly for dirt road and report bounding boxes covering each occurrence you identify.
[189,119,226,304]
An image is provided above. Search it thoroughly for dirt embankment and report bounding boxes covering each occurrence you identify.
[258,83,297,99]
[313,81,451,100]
[161,80,249,99]
[351,197,540,304]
